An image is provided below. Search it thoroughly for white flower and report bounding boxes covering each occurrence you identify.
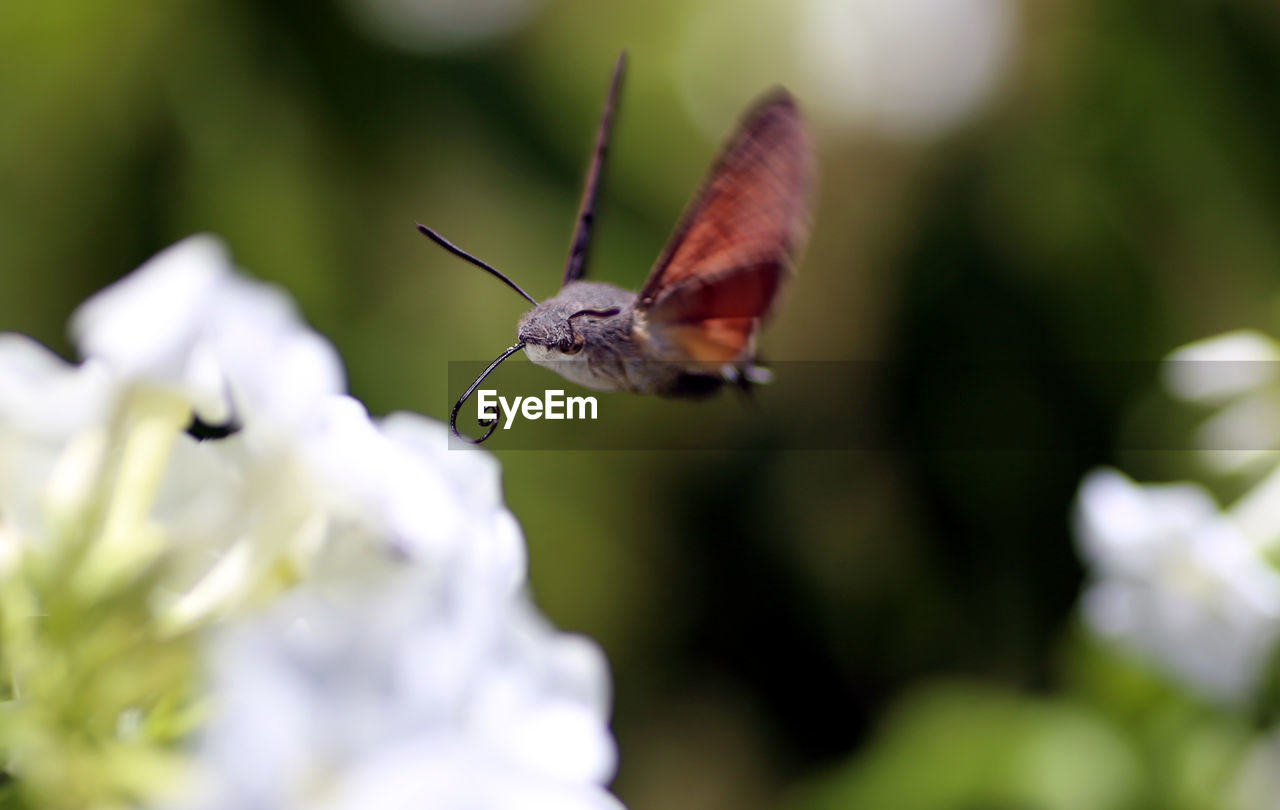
[0,235,622,809]
[150,399,528,630]
[170,571,622,810]
[1163,330,1280,405]
[0,234,527,623]
[0,332,115,440]
[70,234,346,428]
[0,334,116,540]
[1074,468,1280,701]
[1162,329,1280,474]
[298,400,526,586]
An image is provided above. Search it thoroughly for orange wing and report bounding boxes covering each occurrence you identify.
[638,90,814,363]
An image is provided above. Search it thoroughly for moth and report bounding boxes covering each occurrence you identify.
[420,52,814,443]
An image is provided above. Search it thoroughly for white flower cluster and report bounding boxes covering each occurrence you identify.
[0,235,621,809]
[1163,330,1280,475]
[186,573,618,810]
[1075,469,1280,701]
[1074,332,1280,704]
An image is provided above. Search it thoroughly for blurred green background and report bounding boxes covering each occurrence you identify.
[5,0,1280,807]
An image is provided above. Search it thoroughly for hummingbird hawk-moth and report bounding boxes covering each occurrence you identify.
[420,52,814,443]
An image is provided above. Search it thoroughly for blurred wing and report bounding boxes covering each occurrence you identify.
[637,90,813,363]
[562,51,626,287]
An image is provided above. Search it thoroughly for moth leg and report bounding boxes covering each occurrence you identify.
[722,361,770,408]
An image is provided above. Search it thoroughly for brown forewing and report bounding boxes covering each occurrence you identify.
[638,90,813,362]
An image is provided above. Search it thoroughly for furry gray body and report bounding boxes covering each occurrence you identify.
[516,281,701,395]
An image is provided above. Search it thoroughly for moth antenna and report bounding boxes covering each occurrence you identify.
[451,342,526,444]
[417,224,540,307]
[562,50,627,286]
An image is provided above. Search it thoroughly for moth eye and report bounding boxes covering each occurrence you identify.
[561,333,585,355]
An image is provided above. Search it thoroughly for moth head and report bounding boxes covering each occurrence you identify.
[517,306,619,356]
[516,307,582,356]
